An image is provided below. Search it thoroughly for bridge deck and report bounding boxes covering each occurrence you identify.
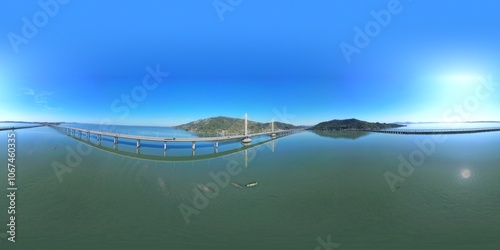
[0,125,45,131]
[369,127,500,134]
[52,125,300,142]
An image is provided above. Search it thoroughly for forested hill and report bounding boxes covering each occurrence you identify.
[174,116,302,134]
[309,118,404,131]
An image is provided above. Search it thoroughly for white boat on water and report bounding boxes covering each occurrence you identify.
[242,137,252,143]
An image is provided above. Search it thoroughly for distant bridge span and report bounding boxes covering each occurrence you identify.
[367,127,500,135]
[0,124,48,131]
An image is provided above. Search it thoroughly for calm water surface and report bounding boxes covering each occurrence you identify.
[0,123,499,249]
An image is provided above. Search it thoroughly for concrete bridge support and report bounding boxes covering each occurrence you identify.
[51,124,305,157]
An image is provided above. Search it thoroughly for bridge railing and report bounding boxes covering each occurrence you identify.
[50,125,303,143]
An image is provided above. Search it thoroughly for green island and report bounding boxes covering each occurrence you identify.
[175,117,404,135]
[308,118,405,131]
[174,116,303,135]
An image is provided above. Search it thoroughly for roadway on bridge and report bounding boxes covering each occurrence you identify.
[52,125,300,143]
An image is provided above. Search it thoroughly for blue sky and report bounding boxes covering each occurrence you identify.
[1,0,499,126]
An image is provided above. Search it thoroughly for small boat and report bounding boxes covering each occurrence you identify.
[241,137,252,143]
[231,182,258,188]
[245,182,258,187]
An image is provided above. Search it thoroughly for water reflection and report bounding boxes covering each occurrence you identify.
[244,148,248,167]
[59,131,280,162]
[312,130,370,140]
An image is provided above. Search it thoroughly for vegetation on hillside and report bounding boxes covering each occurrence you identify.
[309,118,404,131]
[174,116,301,135]
[312,130,370,140]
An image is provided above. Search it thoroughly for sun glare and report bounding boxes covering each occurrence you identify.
[460,169,472,179]
[442,74,482,84]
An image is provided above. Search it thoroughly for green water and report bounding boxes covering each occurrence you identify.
[1,126,500,249]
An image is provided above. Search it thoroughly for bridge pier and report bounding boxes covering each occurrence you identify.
[52,125,304,157]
